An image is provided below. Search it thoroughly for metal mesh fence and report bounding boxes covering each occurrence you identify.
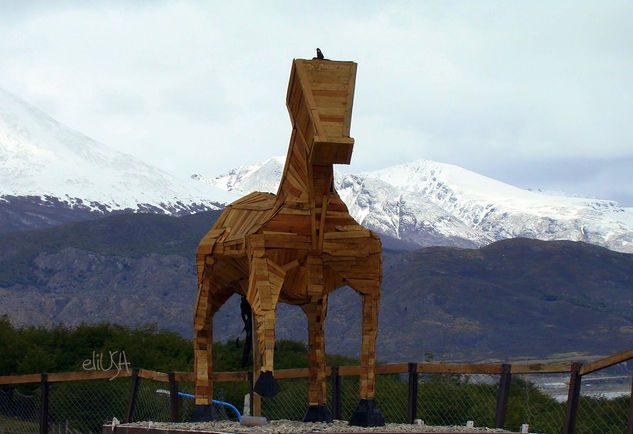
[339,375,359,421]
[212,380,249,421]
[1,364,632,432]
[261,377,308,421]
[376,373,408,423]
[416,373,498,429]
[137,379,247,423]
[130,379,170,423]
[0,385,39,433]
[575,361,631,434]
[506,373,567,434]
[48,378,128,433]
[177,381,196,422]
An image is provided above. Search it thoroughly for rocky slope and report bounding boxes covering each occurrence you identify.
[2,212,631,362]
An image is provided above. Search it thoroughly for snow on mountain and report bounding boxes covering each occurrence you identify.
[191,156,285,198]
[196,157,633,253]
[0,88,237,215]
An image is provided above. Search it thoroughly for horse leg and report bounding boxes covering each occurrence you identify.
[349,289,385,427]
[192,278,235,420]
[248,255,285,397]
[301,296,332,422]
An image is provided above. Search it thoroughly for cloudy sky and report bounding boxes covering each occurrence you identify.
[1,1,632,205]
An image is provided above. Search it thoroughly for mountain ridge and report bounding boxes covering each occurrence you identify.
[0,87,236,233]
[2,88,632,255]
[197,156,633,253]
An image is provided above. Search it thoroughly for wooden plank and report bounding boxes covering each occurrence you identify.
[279,207,311,215]
[173,372,195,383]
[274,368,310,379]
[324,228,370,239]
[0,373,41,385]
[0,370,140,385]
[214,371,249,382]
[263,214,311,235]
[342,62,357,136]
[580,348,633,376]
[338,366,363,376]
[312,89,348,98]
[230,192,273,206]
[310,139,354,165]
[317,195,328,251]
[138,369,169,382]
[49,370,134,382]
[416,363,503,375]
[232,202,275,211]
[375,363,409,375]
[511,362,573,374]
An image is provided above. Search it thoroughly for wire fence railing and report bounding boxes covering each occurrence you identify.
[1,349,632,433]
[415,373,499,428]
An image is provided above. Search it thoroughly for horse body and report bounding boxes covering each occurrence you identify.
[194,58,384,425]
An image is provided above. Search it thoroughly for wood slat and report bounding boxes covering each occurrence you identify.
[49,370,134,382]
[274,368,310,379]
[173,372,195,382]
[2,353,618,389]
[511,362,573,374]
[138,369,169,382]
[338,366,363,376]
[324,228,371,239]
[213,371,249,382]
[0,373,41,385]
[580,348,633,376]
[0,370,139,385]
[375,363,409,375]
[416,363,504,375]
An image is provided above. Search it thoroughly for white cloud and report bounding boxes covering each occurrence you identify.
[1,1,632,203]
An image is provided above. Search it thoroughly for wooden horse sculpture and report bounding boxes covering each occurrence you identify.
[193,58,384,426]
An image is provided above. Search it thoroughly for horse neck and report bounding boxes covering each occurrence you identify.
[276,128,335,207]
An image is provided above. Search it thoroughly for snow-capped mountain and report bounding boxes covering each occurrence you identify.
[191,156,285,198]
[197,157,633,253]
[0,88,236,230]
[3,86,631,254]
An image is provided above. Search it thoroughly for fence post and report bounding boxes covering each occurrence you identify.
[563,362,582,434]
[39,374,49,434]
[248,371,254,416]
[169,372,179,422]
[626,370,633,434]
[331,366,342,420]
[125,367,141,423]
[495,364,512,428]
[407,362,418,424]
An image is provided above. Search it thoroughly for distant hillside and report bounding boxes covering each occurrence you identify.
[375,238,633,361]
[0,212,631,362]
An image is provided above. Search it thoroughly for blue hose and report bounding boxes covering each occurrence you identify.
[177,392,242,421]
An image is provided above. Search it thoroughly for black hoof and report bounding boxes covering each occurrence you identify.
[253,371,280,397]
[303,405,333,423]
[189,404,219,422]
[349,399,385,427]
